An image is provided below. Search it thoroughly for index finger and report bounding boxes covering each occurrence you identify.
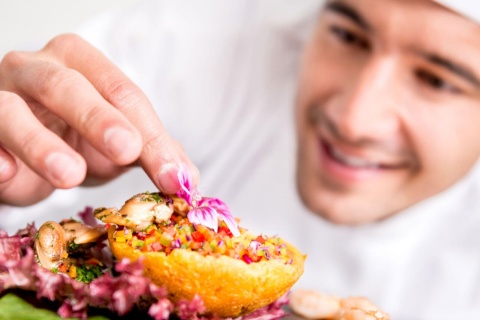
[44,34,199,193]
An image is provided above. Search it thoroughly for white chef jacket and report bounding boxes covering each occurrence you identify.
[1,1,480,319]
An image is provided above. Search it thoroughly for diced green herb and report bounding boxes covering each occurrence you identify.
[75,263,103,284]
[68,241,79,251]
[141,191,163,203]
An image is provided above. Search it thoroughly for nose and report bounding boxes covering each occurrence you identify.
[324,56,402,145]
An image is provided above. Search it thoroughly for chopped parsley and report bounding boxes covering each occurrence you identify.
[76,263,103,283]
[51,267,58,274]
[68,241,80,251]
[141,191,163,203]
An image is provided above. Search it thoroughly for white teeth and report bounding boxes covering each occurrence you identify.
[330,147,379,169]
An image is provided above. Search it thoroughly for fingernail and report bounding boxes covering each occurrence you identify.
[104,127,139,162]
[0,160,10,180]
[157,163,181,194]
[45,153,80,184]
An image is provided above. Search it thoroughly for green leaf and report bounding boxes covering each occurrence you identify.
[0,293,108,320]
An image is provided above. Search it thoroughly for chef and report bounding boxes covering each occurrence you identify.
[0,0,479,319]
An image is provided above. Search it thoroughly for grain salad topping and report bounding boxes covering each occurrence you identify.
[112,211,294,265]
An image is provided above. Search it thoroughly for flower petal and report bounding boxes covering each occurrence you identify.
[199,197,227,210]
[177,165,239,235]
[187,207,218,232]
[176,164,192,205]
[218,212,240,237]
[176,163,190,189]
[202,197,240,237]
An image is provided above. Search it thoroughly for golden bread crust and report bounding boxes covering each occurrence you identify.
[108,227,305,317]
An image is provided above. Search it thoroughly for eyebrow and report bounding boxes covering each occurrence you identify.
[324,1,371,31]
[420,52,480,88]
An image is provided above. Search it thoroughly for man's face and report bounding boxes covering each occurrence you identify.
[295,0,480,224]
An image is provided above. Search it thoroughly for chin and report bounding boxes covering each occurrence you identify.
[296,178,397,225]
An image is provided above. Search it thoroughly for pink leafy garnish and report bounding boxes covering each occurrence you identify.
[176,164,240,237]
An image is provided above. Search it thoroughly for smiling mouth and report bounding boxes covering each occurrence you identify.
[328,144,380,169]
[321,140,406,171]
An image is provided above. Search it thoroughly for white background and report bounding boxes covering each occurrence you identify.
[0,0,138,57]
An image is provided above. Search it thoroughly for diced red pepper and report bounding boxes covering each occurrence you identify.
[255,235,266,244]
[58,263,67,273]
[219,226,233,237]
[191,231,205,242]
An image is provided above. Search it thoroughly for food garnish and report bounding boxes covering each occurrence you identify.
[289,289,391,320]
[176,164,240,236]
[94,189,304,317]
[90,165,305,317]
[0,209,289,319]
[34,218,106,283]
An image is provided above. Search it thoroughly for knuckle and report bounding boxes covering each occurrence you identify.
[0,91,22,107]
[35,66,79,100]
[143,134,171,157]
[77,104,110,136]
[1,50,27,67]
[18,127,49,161]
[44,33,84,54]
[0,50,29,75]
[101,78,144,111]
[142,134,182,167]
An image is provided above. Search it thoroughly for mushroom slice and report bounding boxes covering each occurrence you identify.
[95,192,174,230]
[60,220,106,245]
[35,221,68,270]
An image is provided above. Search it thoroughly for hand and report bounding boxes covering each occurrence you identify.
[0,34,199,206]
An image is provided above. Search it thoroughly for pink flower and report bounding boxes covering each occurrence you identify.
[176,165,240,237]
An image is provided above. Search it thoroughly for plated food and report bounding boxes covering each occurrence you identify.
[90,165,306,317]
[289,289,391,320]
[0,161,392,320]
[35,219,107,282]
[3,165,304,319]
[0,164,392,320]
[95,191,305,318]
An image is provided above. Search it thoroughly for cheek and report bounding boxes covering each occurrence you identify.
[406,106,480,195]
[295,53,340,133]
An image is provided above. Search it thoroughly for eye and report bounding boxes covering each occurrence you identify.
[415,69,460,94]
[329,25,369,49]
